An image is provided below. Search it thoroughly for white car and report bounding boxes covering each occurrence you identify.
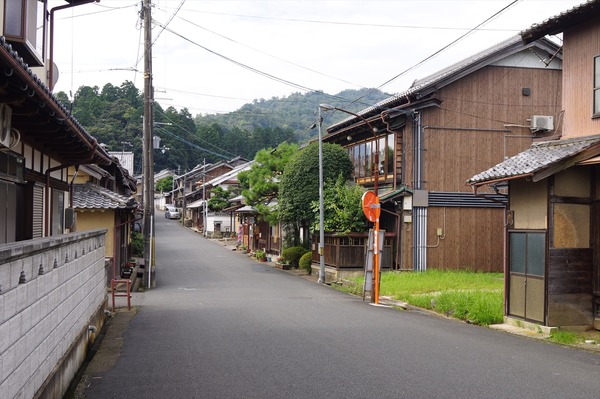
[164,206,181,219]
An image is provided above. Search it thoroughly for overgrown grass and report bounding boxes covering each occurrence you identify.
[341,269,504,326]
[548,329,581,345]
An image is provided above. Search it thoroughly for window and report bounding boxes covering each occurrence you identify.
[51,189,65,236]
[595,56,600,116]
[3,0,45,66]
[347,133,395,183]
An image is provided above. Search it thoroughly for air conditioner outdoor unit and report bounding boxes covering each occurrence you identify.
[530,115,554,132]
[0,103,12,147]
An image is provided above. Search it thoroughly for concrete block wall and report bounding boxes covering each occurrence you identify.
[0,229,108,399]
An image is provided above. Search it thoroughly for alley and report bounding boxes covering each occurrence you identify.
[80,216,600,399]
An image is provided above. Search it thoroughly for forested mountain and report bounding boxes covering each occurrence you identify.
[55,82,390,174]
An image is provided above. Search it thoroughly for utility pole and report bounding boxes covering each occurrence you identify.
[142,0,155,288]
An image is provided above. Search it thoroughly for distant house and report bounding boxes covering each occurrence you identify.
[172,157,249,229]
[324,35,563,276]
[70,164,138,280]
[468,0,600,329]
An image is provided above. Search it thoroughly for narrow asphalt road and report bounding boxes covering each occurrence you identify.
[79,216,600,398]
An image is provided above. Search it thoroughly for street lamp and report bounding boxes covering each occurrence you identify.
[319,104,381,303]
[317,105,326,284]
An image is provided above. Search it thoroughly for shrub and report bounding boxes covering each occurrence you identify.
[131,232,144,256]
[299,252,312,274]
[282,246,309,268]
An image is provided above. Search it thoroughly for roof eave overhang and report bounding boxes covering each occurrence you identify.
[0,38,112,165]
[520,1,600,44]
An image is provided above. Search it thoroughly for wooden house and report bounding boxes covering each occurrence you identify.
[469,0,600,329]
[324,35,563,275]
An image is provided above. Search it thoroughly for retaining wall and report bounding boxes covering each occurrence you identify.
[0,230,109,399]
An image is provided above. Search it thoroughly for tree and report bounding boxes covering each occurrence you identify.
[207,187,231,212]
[155,176,173,192]
[279,142,352,244]
[239,142,298,224]
[310,174,367,234]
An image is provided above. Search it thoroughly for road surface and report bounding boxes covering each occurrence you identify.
[81,216,600,398]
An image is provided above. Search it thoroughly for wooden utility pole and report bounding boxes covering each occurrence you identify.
[142,0,155,288]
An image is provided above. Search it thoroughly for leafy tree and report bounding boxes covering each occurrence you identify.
[311,174,367,234]
[208,187,231,212]
[279,142,352,244]
[155,176,173,192]
[239,142,298,224]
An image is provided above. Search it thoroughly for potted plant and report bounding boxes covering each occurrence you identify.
[275,256,290,270]
[255,249,267,262]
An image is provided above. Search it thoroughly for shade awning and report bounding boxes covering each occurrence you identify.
[379,186,412,202]
[187,199,205,209]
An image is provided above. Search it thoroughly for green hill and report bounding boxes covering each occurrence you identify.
[58,83,391,173]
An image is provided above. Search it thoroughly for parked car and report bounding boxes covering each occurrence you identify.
[165,205,181,220]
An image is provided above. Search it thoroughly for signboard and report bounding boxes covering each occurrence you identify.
[361,191,380,223]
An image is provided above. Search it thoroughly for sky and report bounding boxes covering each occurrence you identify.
[48,0,586,116]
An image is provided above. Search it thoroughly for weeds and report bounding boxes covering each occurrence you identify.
[548,329,581,345]
[340,270,504,326]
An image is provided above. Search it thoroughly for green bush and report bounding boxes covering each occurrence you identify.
[299,252,312,274]
[131,232,144,256]
[282,246,309,268]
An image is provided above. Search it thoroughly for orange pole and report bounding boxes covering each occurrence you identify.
[373,195,380,304]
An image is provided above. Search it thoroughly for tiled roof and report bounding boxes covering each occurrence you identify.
[327,35,560,134]
[468,136,600,185]
[521,0,600,44]
[73,183,137,210]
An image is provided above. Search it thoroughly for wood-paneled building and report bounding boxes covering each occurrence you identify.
[469,0,600,329]
[324,35,563,273]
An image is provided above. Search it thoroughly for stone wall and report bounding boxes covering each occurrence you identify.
[0,229,109,399]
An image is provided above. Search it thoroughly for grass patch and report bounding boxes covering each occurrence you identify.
[339,269,504,326]
[548,329,581,345]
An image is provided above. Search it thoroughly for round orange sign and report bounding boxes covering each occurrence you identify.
[362,191,380,223]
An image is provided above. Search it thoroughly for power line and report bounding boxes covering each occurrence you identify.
[162,8,520,32]
[375,0,521,91]
[152,21,374,108]
[160,10,367,89]
[154,107,239,158]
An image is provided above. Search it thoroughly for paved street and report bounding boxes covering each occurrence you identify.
[79,216,600,398]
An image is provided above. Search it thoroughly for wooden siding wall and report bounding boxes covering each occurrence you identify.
[562,19,600,137]
[420,66,561,192]
[547,248,593,326]
[399,65,560,271]
[401,206,505,272]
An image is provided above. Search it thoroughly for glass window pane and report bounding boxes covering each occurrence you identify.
[387,133,395,175]
[365,141,371,177]
[353,146,360,178]
[527,233,545,276]
[595,56,600,87]
[510,232,526,273]
[5,0,24,37]
[553,203,590,248]
[595,88,600,114]
[359,144,365,178]
[51,190,64,236]
[378,137,386,176]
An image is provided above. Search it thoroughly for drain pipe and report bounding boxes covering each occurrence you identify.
[412,111,427,272]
